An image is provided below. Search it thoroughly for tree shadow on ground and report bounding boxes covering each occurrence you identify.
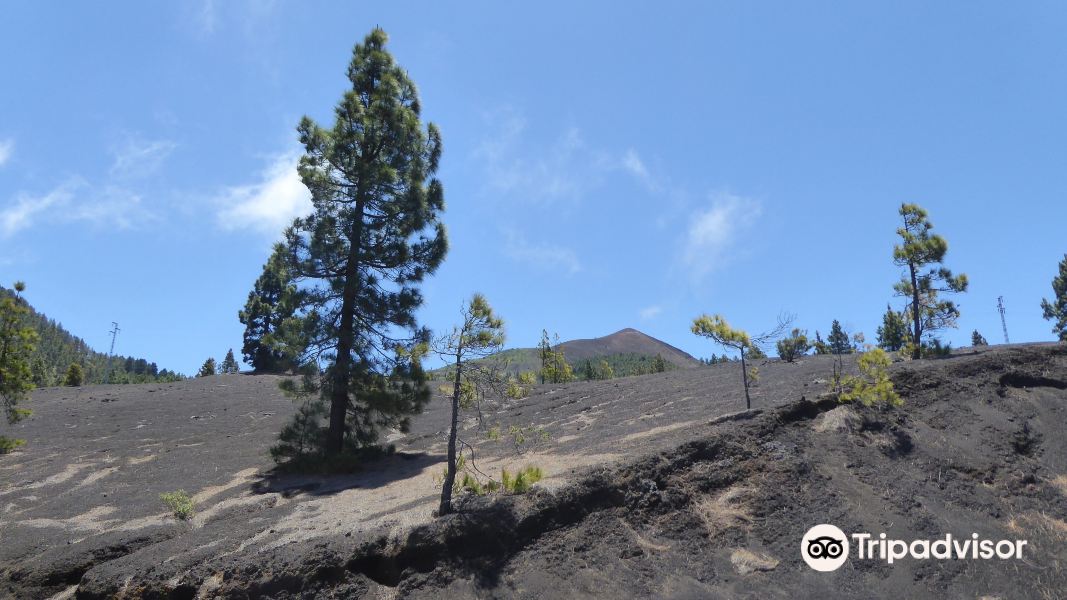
[251,451,444,498]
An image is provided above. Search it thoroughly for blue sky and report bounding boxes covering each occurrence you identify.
[2,2,1065,374]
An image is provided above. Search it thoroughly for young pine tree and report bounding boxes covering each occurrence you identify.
[434,294,504,516]
[596,359,614,380]
[892,203,968,358]
[538,330,574,384]
[827,320,852,355]
[197,358,217,377]
[220,349,240,374]
[776,328,810,362]
[876,305,909,352]
[1040,254,1067,342]
[581,360,595,381]
[285,28,447,456]
[238,243,303,373]
[971,330,988,347]
[63,363,84,387]
[538,329,551,385]
[0,282,37,452]
[692,314,756,410]
[651,354,669,373]
[812,331,831,355]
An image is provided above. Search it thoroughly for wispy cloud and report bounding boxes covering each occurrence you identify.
[474,109,675,212]
[215,152,312,234]
[0,138,13,167]
[502,229,581,275]
[195,0,218,34]
[622,148,659,193]
[0,179,159,239]
[682,192,763,280]
[474,108,614,205]
[73,186,155,229]
[639,305,663,320]
[1,181,80,237]
[110,136,176,179]
[0,133,170,239]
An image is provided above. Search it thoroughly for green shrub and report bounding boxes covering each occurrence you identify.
[501,465,544,493]
[160,490,195,520]
[507,424,550,450]
[63,363,84,387]
[775,329,810,362]
[505,379,528,399]
[837,348,902,407]
[440,458,543,497]
[747,365,760,386]
[922,339,953,358]
[0,437,26,454]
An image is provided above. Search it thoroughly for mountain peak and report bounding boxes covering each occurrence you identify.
[560,329,699,367]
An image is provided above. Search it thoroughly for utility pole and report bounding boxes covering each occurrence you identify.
[104,322,120,383]
[997,297,1009,345]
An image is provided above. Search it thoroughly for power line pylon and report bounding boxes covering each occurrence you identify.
[997,297,1009,345]
[104,322,120,383]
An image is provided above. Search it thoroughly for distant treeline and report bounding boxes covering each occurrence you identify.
[431,351,680,383]
[1,286,184,386]
[575,352,679,379]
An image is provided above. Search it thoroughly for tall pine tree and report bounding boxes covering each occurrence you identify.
[0,282,37,452]
[892,203,968,358]
[1040,254,1067,341]
[285,29,447,456]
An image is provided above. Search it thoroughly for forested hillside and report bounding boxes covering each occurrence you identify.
[1,286,183,386]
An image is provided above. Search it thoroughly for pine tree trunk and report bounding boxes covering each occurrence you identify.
[740,347,751,410]
[440,354,463,516]
[909,262,922,360]
[326,199,365,455]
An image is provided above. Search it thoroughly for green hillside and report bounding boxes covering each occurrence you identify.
[429,328,694,382]
[2,286,183,386]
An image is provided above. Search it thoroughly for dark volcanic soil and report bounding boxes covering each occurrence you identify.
[2,344,1066,599]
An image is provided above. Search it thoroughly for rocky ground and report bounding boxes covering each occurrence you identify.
[1,344,1066,599]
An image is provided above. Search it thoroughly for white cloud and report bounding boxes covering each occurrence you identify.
[474,110,672,209]
[622,148,658,193]
[503,229,581,275]
[639,305,663,320]
[0,139,13,167]
[216,152,312,234]
[682,192,762,280]
[0,179,157,239]
[0,133,169,239]
[73,186,155,229]
[1,182,78,237]
[474,108,613,205]
[110,136,176,179]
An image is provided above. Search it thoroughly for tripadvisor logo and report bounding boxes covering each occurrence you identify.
[802,524,849,571]
[801,524,1028,572]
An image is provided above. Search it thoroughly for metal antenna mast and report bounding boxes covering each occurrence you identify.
[104,322,120,383]
[997,297,1009,345]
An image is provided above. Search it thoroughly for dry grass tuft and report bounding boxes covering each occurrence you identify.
[695,485,753,533]
[730,548,778,574]
[1048,474,1067,497]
